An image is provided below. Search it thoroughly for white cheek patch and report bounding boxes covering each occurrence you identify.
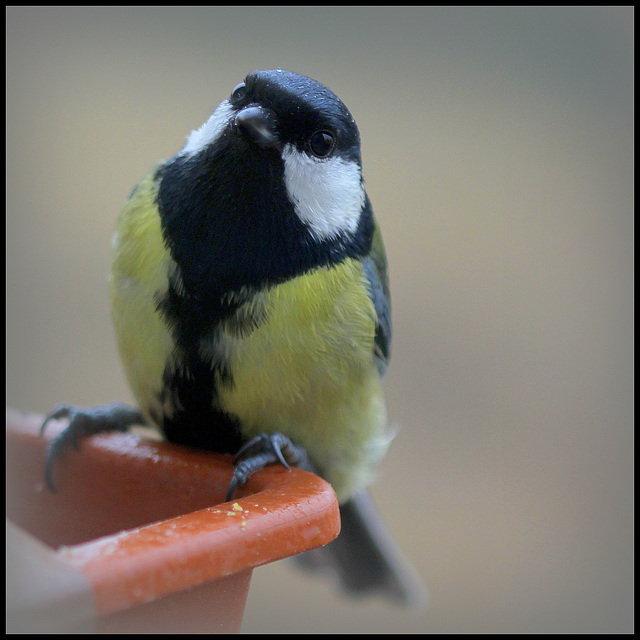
[181,100,235,156]
[282,145,365,240]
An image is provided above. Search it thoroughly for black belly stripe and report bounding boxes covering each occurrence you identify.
[152,272,249,452]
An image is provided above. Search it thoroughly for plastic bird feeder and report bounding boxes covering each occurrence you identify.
[6,409,340,633]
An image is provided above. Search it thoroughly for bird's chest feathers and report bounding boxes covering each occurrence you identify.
[208,259,377,420]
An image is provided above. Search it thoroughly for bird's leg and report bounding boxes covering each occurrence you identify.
[40,403,145,491]
[226,432,314,501]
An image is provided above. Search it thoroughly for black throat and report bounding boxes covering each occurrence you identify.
[151,139,374,452]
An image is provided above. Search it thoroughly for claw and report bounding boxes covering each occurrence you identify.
[232,433,294,469]
[41,404,73,436]
[226,432,311,501]
[40,404,145,492]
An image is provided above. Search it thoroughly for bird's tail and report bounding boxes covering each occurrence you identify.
[294,489,428,609]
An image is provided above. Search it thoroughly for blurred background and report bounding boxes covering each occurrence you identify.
[6,6,633,633]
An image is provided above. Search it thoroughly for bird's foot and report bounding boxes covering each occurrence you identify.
[226,432,311,501]
[40,403,145,491]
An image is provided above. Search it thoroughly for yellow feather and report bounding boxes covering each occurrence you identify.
[219,260,389,500]
[109,170,175,425]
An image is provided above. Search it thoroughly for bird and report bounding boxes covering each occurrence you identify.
[42,69,425,607]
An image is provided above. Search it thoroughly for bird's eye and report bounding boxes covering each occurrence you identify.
[231,82,247,102]
[309,130,335,158]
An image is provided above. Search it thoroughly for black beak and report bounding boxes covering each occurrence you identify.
[235,105,281,149]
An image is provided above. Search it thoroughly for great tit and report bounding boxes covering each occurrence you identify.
[42,69,425,607]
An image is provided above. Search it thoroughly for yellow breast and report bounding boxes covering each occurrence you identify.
[218,260,389,499]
